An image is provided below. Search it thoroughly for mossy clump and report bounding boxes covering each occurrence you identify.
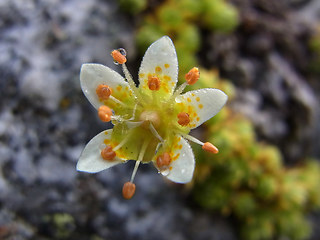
[134,0,239,79]
[118,0,147,15]
[119,1,320,239]
[201,0,239,33]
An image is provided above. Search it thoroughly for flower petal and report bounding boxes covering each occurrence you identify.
[138,36,178,95]
[77,129,125,173]
[176,88,227,129]
[166,136,195,183]
[80,63,129,109]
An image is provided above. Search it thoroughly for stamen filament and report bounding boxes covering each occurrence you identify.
[113,131,133,151]
[110,95,125,106]
[149,123,163,142]
[155,142,163,154]
[183,134,204,145]
[130,160,141,183]
[126,121,143,129]
[171,82,187,102]
[122,64,140,99]
[129,103,138,120]
[183,134,219,154]
[130,139,149,182]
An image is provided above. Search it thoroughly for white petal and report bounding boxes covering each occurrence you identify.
[77,129,124,173]
[138,36,178,94]
[80,63,129,109]
[166,136,195,183]
[176,88,227,129]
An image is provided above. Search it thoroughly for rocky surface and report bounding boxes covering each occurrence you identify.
[0,0,319,239]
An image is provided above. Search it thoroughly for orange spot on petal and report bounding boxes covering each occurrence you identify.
[199,104,203,109]
[173,153,180,160]
[155,66,162,73]
[164,75,171,81]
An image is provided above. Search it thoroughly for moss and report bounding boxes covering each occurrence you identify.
[124,0,320,239]
[118,0,147,15]
[136,23,165,52]
[201,0,239,33]
[44,213,75,239]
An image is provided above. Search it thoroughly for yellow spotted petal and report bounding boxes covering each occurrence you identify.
[80,64,130,110]
[138,36,178,95]
[165,136,195,183]
[77,130,125,173]
[176,88,228,129]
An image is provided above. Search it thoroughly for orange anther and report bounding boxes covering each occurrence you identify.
[177,112,190,126]
[122,182,136,199]
[185,67,200,85]
[148,76,160,91]
[96,84,112,100]
[98,105,112,122]
[101,145,116,161]
[156,152,171,170]
[111,49,127,64]
[202,142,219,154]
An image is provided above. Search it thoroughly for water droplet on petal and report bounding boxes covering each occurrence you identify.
[160,168,170,176]
[118,48,127,56]
[113,60,119,65]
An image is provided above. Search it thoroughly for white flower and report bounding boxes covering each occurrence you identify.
[77,36,228,199]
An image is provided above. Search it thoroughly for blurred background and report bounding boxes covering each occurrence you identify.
[0,0,320,239]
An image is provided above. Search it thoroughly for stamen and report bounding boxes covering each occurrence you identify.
[129,103,138,120]
[113,131,133,151]
[183,134,204,145]
[148,76,160,91]
[171,67,200,99]
[175,82,188,95]
[109,95,125,106]
[125,121,143,129]
[96,84,112,100]
[155,142,163,154]
[130,159,141,183]
[149,123,163,142]
[98,105,112,122]
[111,49,127,64]
[202,142,219,154]
[130,139,149,182]
[183,135,219,154]
[122,64,140,99]
[111,48,140,99]
[177,112,190,126]
[156,152,171,171]
[122,182,136,199]
[185,67,200,85]
[101,146,116,161]
[96,84,125,106]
